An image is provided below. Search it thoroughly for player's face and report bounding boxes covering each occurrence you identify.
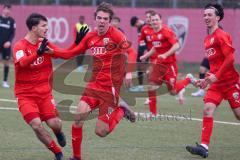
[96,11,111,35]
[34,20,48,38]
[203,8,219,28]
[150,14,162,30]
[111,19,119,28]
[145,13,151,24]
[2,7,11,17]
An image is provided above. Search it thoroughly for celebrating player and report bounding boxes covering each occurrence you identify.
[12,13,66,160]
[140,11,196,115]
[186,3,240,158]
[47,2,137,160]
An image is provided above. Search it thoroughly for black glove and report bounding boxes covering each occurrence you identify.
[37,38,48,56]
[75,26,89,45]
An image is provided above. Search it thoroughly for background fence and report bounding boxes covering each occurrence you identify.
[1,0,240,8]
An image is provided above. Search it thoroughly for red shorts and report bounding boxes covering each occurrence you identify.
[80,83,120,116]
[204,83,240,109]
[17,94,57,124]
[149,62,178,90]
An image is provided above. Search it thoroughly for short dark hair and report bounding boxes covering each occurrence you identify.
[94,2,114,21]
[112,16,121,22]
[205,3,224,22]
[130,16,138,26]
[26,13,47,30]
[3,3,11,9]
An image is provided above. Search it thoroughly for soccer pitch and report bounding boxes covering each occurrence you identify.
[0,65,240,160]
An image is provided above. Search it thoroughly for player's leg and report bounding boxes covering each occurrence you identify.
[2,47,11,88]
[137,46,145,90]
[147,63,165,115]
[167,64,196,104]
[186,89,222,158]
[29,117,63,160]
[70,100,91,160]
[96,92,136,137]
[40,95,66,148]
[226,83,240,120]
[18,96,63,160]
[192,58,210,97]
[129,46,146,92]
[147,84,157,115]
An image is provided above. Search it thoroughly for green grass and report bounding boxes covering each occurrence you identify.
[0,63,240,160]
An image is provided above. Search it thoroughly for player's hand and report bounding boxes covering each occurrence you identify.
[124,72,133,88]
[140,55,147,62]
[205,73,217,84]
[158,54,167,60]
[75,26,89,45]
[37,38,48,56]
[196,79,208,89]
[3,41,11,48]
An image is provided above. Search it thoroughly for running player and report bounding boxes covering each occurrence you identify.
[140,12,196,115]
[47,2,136,160]
[186,3,240,158]
[12,13,66,160]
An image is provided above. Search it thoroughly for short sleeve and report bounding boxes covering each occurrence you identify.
[164,28,178,45]
[218,34,235,57]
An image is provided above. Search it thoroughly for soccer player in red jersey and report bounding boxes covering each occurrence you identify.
[12,13,66,160]
[47,2,137,160]
[186,3,240,158]
[140,12,196,115]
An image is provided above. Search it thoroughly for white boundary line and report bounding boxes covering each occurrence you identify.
[0,98,239,126]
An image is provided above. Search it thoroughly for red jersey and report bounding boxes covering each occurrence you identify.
[139,24,152,46]
[13,39,54,96]
[140,25,178,63]
[204,28,239,86]
[52,26,136,89]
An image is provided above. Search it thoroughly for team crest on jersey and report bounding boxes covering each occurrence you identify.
[233,92,239,100]
[167,16,189,54]
[157,34,162,39]
[210,37,215,45]
[146,35,151,41]
[103,38,109,45]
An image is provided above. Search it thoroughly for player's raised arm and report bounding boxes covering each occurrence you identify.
[47,26,89,59]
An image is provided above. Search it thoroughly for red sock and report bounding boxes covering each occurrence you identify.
[98,107,124,132]
[201,117,213,145]
[48,140,61,154]
[174,78,191,93]
[72,124,83,158]
[148,90,157,115]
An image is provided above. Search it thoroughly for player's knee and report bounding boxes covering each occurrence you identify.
[169,90,176,95]
[95,128,108,137]
[74,120,84,128]
[47,118,62,130]
[203,107,214,117]
[30,121,44,132]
